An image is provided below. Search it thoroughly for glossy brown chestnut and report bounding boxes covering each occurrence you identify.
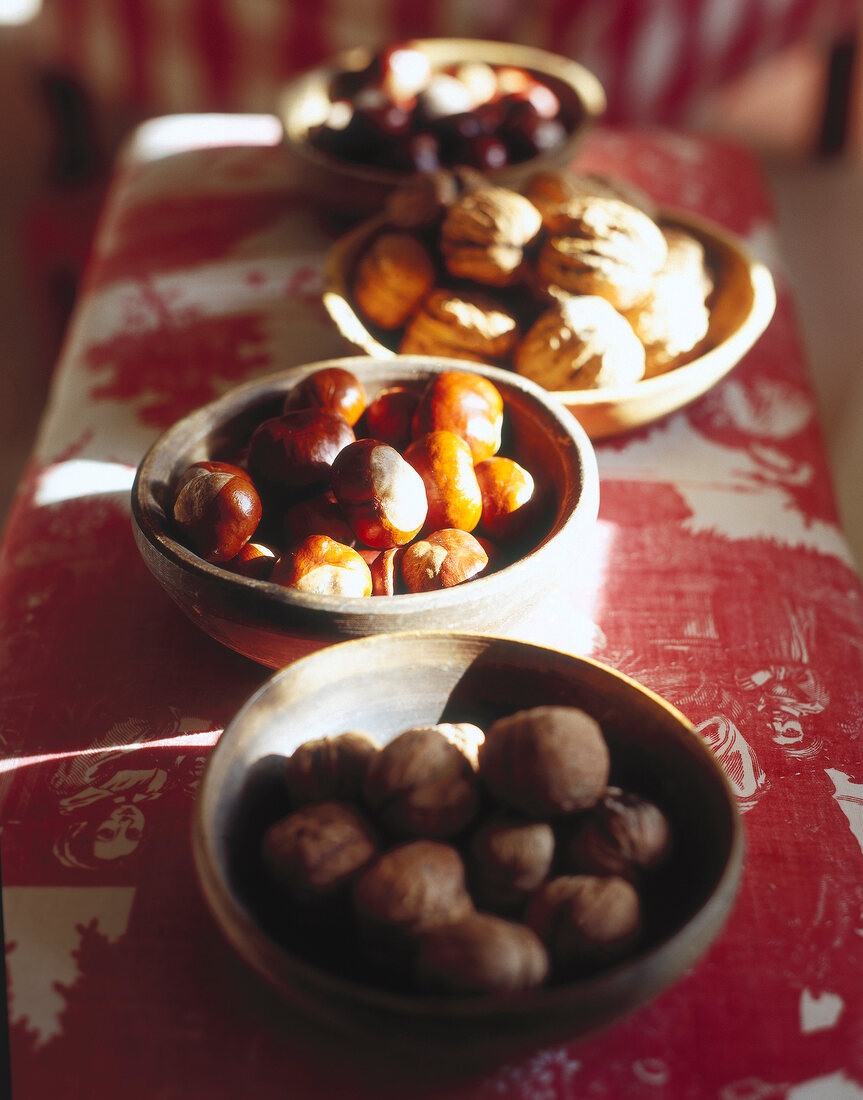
[361,386,421,452]
[474,456,537,542]
[247,408,355,494]
[225,541,278,580]
[404,430,483,534]
[400,528,489,592]
[271,534,373,597]
[411,370,504,462]
[330,438,428,549]
[283,366,367,427]
[369,546,405,596]
[174,459,253,497]
[282,492,356,550]
[172,469,262,563]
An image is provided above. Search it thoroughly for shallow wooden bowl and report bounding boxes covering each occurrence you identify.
[323,207,776,439]
[278,38,606,218]
[130,357,599,668]
[192,632,744,1061]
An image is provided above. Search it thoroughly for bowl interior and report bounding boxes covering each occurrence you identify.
[323,207,776,439]
[193,633,743,1056]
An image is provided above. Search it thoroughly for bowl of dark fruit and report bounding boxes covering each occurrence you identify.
[278,38,606,217]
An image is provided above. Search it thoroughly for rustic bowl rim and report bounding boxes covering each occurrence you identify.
[192,630,744,1026]
[130,356,600,622]
[277,36,607,188]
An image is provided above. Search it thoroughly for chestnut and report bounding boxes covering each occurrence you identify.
[474,455,537,542]
[225,541,278,580]
[174,459,252,497]
[411,370,503,462]
[369,546,405,596]
[361,386,421,451]
[172,469,262,563]
[247,408,355,494]
[282,492,355,550]
[330,438,428,549]
[271,534,372,597]
[400,528,488,592]
[283,367,367,427]
[403,430,482,533]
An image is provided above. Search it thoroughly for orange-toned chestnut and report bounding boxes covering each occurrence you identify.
[401,528,489,592]
[403,430,483,533]
[412,370,504,462]
[330,439,428,549]
[283,492,356,550]
[173,469,262,563]
[225,541,278,580]
[475,456,537,542]
[247,408,355,493]
[369,546,406,595]
[362,386,421,451]
[271,534,372,597]
[283,366,367,427]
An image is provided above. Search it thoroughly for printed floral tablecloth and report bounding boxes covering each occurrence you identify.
[1,114,862,1099]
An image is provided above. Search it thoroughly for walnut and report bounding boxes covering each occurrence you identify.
[283,730,380,807]
[353,839,474,968]
[416,912,550,995]
[353,231,435,329]
[524,170,658,233]
[399,287,520,363]
[383,166,486,229]
[478,705,610,816]
[261,800,378,909]
[513,295,646,390]
[469,812,555,913]
[534,195,667,311]
[363,725,480,837]
[526,874,641,975]
[440,184,543,287]
[623,227,714,377]
[562,787,671,879]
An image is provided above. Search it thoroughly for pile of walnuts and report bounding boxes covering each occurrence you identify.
[346,167,716,390]
[259,705,671,997]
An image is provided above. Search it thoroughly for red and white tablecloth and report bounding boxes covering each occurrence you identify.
[1,114,863,1099]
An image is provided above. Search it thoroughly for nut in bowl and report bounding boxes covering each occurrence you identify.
[192,633,744,1061]
[278,38,606,217]
[130,357,599,668]
[323,167,777,439]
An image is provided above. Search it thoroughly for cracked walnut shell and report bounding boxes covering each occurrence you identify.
[535,195,667,311]
[514,295,646,390]
[352,231,435,330]
[399,287,520,364]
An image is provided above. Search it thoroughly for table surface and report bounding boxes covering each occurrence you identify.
[2,114,863,1100]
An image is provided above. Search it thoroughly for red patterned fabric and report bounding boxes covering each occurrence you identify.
[29,0,862,124]
[2,114,863,1098]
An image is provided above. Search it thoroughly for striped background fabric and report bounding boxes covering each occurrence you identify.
[28,0,862,124]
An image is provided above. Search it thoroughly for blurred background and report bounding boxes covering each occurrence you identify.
[1,0,861,568]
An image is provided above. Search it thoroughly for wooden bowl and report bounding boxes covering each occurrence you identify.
[278,38,606,218]
[323,207,776,439]
[130,357,599,668]
[192,632,744,1061]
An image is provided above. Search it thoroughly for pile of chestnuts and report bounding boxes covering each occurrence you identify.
[170,366,547,595]
[306,42,579,174]
[258,705,671,997]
